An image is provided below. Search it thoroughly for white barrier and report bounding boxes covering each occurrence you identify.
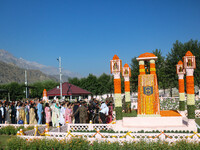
[19,131,200,143]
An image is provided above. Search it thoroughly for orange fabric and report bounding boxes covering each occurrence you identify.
[114,79,121,94]
[137,74,160,115]
[139,65,145,69]
[186,76,194,94]
[160,110,181,117]
[124,81,130,92]
[178,79,185,93]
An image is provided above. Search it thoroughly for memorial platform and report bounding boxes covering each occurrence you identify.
[114,110,197,132]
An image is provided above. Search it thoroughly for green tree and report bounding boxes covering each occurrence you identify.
[98,73,113,95]
[68,77,81,87]
[5,82,24,101]
[152,49,167,92]
[165,40,200,95]
[30,80,59,98]
[130,57,139,92]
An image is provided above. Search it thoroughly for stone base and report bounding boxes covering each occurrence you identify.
[123,116,182,127]
[113,116,197,132]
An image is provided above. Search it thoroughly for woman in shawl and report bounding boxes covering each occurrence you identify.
[29,104,37,124]
[45,103,51,125]
[54,102,60,127]
[65,103,73,123]
[19,103,26,124]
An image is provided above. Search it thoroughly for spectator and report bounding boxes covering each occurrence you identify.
[29,104,37,124]
[0,102,4,124]
[45,103,51,125]
[37,99,43,124]
[99,100,109,124]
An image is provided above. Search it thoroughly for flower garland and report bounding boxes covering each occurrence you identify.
[114,79,121,94]
[186,76,194,94]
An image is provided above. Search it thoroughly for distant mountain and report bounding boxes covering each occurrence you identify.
[0,49,81,81]
[0,61,58,84]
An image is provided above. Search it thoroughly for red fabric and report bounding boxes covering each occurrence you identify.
[47,82,91,96]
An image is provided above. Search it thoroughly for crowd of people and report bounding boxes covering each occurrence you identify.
[0,96,114,126]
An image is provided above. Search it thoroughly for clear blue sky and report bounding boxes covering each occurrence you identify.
[0,0,200,77]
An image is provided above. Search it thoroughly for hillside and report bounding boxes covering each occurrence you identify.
[0,49,81,81]
[0,61,58,84]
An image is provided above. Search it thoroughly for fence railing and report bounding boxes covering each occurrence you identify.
[19,130,200,143]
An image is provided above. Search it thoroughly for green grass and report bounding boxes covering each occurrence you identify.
[195,118,200,126]
[0,135,14,149]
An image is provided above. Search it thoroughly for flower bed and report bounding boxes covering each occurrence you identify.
[6,136,200,150]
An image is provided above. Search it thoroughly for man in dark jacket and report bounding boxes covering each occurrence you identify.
[11,103,16,124]
[73,102,88,123]
[73,101,80,123]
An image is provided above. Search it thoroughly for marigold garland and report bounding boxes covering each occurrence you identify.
[186,76,194,94]
[178,79,185,93]
[114,79,121,94]
[124,81,130,92]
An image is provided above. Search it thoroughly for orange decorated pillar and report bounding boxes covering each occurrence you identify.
[150,60,156,74]
[110,55,122,120]
[139,60,145,75]
[176,60,186,111]
[43,89,48,103]
[122,63,131,110]
[183,51,196,119]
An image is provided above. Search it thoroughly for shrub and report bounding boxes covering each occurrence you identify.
[5,137,200,150]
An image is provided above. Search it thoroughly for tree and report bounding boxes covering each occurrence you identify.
[30,80,59,98]
[152,49,167,92]
[68,77,80,87]
[98,73,113,95]
[165,40,200,95]
[130,57,139,92]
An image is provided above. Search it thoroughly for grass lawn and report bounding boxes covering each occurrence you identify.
[0,135,15,149]
[195,118,200,126]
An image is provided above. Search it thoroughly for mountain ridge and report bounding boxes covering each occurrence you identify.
[0,49,81,81]
[0,61,59,84]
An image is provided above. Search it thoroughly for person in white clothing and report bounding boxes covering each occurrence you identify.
[59,103,66,126]
[0,102,4,123]
[99,100,109,124]
[16,102,21,124]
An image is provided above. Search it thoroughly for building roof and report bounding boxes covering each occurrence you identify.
[47,82,91,96]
